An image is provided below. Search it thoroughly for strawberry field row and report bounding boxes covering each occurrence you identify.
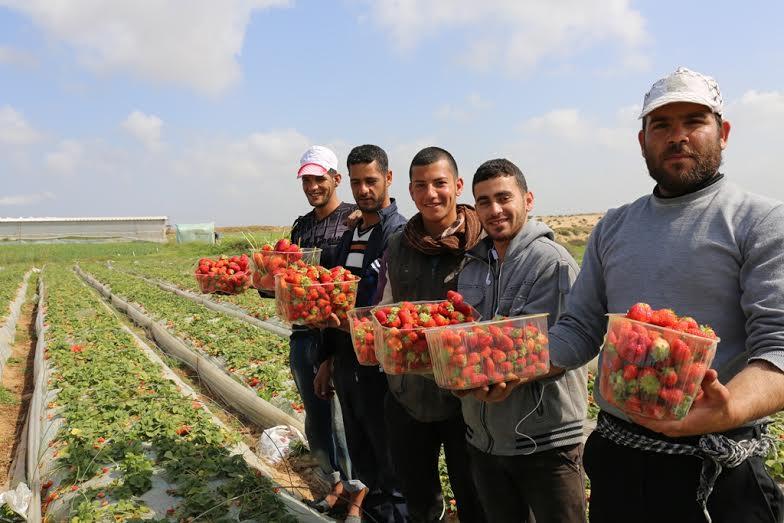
[107,257,277,320]
[36,265,293,521]
[80,263,303,414]
[0,264,30,324]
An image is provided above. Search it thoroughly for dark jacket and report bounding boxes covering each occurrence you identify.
[320,199,407,364]
[383,231,467,422]
[291,201,357,269]
[458,221,587,455]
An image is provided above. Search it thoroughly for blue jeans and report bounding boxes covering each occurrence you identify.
[289,329,352,485]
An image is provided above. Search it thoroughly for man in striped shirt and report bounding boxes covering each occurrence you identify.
[315,144,408,522]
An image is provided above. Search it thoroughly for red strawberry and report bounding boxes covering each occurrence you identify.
[659,387,684,406]
[627,303,653,323]
[651,308,679,328]
[622,364,638,381]
[446,290,464,305]
[670,339,692,364]
[660,367,678,387]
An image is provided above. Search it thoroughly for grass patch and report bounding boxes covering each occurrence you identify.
[0,385,18,405]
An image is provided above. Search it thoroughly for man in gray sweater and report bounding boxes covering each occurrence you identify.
[548,67,784,522]
[457,158,588,523]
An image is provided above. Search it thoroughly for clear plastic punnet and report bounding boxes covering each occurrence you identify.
[194,272,251,295]
[250,248,321,290]
[598,314,719,420]
[347,307,379,366]
[275,273,359,326]
[371,300,480,375]
[427,314,550,390]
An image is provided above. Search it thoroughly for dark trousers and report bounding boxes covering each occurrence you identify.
[334,347,408,522]
[384,393,486,523]
[584,413,784,523]
[289,330,351,483]
[468,443,587,523]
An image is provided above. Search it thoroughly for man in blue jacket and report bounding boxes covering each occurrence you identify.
[314,144,408,522]
[456,158,587,523]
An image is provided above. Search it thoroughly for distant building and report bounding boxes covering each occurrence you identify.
[0,216,168,242]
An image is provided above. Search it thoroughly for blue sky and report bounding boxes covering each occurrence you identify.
[2,1,783,225]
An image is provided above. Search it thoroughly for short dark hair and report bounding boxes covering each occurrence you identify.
[409,146,458,180]
[472,158,528,194]
[347,144,388,174]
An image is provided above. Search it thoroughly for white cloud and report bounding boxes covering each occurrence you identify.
[45,140,84,175]
[0,45,37,67]
[0,0,291,95]
[731,90,784,118]
[0,106,42,145]
[720,89,784,198]
[173,129,312,180]
[0,192,54,206]
[122,110,163,150]
[522,108,634,149]
[436,93,492,122]
[366,0,647,74]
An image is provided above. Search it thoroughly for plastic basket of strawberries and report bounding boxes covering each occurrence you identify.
[193,254,252,295]
[250,238,321,290]
[348,307,379,365]
[275,264,359,326]
[599,303,719,420]
[426,314,550,390]
[371,291,479,375]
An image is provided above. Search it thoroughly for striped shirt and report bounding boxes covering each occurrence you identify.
[345,224,377,274]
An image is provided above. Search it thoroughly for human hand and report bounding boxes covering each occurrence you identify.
[311,313,342,330]
[451,378,524,403]
[314,361,335,400]
[630,369,735,437]
[344,209,363,228]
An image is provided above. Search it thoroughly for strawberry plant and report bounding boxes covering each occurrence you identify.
[39,265,293,521]
[82,263,301,406]
[112,257,278,320]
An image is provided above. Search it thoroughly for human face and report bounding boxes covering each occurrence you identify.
[409,159,463,230]
[474,175,533,243]
[349,161,391,213]
[301,172,340,208]
[639,102,731,197]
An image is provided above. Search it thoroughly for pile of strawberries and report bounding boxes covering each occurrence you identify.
[599,303,719,420]
[250,238,320,290]
[372,291,477,374]
[194,254,251,295]
[275,264,359,325]
[428,315,550,390]
[348,308,378,365]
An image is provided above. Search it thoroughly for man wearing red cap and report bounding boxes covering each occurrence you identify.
[287,145,358,513]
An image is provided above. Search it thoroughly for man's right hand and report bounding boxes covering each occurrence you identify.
[314,360,334,400]
[451,378,523,402]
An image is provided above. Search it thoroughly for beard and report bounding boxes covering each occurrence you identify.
[645,139,723,196]
[357,197,384,213]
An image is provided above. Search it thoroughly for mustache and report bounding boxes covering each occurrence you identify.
[663,143,695,158]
